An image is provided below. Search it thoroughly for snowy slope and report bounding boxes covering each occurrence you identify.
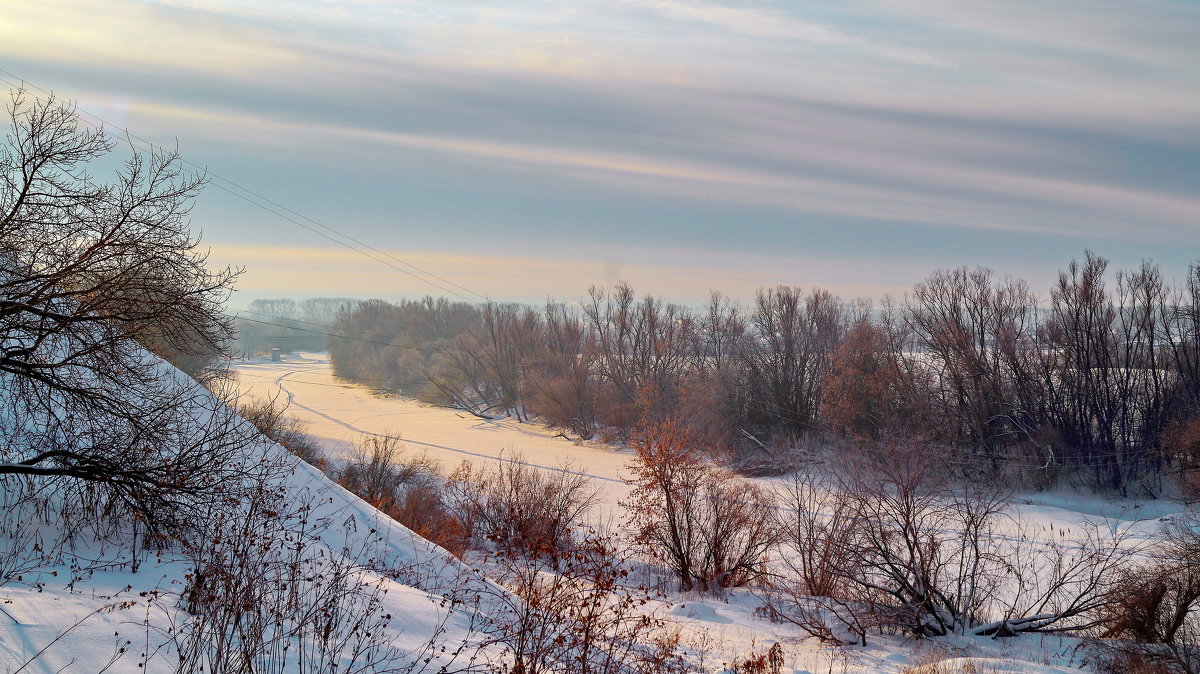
[0,352,497,673]
[0,347,1174,673]
[225,352,1181,674]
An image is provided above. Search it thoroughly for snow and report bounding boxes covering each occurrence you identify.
[0,350,494,673]
[0,348,1179,673]
[230,351,637,519]
[219,352,1178,673]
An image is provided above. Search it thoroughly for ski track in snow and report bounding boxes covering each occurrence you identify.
[272,369,626,485]
[232,353,637,515]
[233,353,1177,539]
[216,352,1183,674]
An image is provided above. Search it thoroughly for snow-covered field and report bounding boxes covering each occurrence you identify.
[231,352,637,519]
[0,350,1181,674]
[230,353,1178,537]
[220,352,1187,673]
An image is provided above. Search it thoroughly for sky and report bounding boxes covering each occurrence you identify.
[2,0,1198,307]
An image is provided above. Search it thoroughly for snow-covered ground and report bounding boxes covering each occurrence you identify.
[0,350,1180,674]
[230,352,637,520]
[0,351,492,674]
[220,351,1187,673]
[230,353,1179,536]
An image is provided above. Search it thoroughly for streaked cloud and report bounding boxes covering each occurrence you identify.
[624,0,950,67]
[212,243,915,305]
[0,0,300,78]
[2,0,1196,302]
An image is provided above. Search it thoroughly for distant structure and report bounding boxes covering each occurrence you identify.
[270,347,281,362]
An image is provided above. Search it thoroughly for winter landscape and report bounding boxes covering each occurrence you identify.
[3,1,1200,673]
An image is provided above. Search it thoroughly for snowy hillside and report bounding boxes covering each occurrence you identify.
[3,348,1164,673]
[0,351,497,673]
[217,352,1188,674]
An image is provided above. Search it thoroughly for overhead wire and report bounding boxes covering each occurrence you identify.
[232,315,432,353]
[0,66,490,304]
[0,68,1174,472]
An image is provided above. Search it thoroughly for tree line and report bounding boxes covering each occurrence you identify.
[231,297,359,357]
[328,254,1200,494]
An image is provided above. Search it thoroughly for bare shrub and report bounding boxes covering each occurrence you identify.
[0,475,53,590]
[1097,512,1200,674]
[987,517,1132,637]
[844,445,1129,639]
[765,444,1132,645]
[727,643,785,674]
[484,531,692,674]
[338,436,440,508]
[340,436,407,509]
[162,493,411,674]
[837,446,1011,637]
[900,655,1008,674]
[624,422,777,592]
[760,471,869,645]
[1090,649,1178,674]
[446,455,599,554]
[235,393,326,467]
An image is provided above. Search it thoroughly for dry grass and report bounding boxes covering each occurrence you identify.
[901,654,1017,674]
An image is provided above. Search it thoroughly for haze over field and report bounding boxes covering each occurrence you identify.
[5,3,1200,673]
[4,0,1199,303]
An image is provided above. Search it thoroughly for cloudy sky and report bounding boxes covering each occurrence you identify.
[3,0,1198,305]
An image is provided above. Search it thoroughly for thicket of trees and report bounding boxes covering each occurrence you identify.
[329,256,1200,494]
[233,297,359,357]
[0,89,274,536]
[24,86,1200,671]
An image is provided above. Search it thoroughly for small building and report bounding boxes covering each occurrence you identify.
[270,347,281,362]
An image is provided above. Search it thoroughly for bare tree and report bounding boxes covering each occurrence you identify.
[584,284,693,428]
[0,89,269,532]
[739,286,844,442]
[624,422,776,592]
[527,301,597,439]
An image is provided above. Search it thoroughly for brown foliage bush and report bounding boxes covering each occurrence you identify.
[728,643,785,674]
[624,421,777,592]
[1098,513,1200,674]
[236,394,326,468]
[1165,415,1200,502]
[388,484,471,559]
[820,320,906,442]
[336,436,470,557]
[446,454,599,555]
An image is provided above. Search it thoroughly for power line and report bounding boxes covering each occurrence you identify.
[1,69,1175,471]
[0,66,490,304]
[235,308,359,333]
[233,314,433,353]
[234,369,400,389]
